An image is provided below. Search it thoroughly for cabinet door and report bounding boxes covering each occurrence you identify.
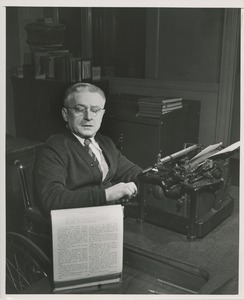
[102,118,159,168]
[159,102,200,157]
[101,98,200,169]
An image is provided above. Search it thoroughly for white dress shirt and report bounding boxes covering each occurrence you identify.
[73,133,109,180]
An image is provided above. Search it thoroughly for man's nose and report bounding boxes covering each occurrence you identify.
[84,109,93,120]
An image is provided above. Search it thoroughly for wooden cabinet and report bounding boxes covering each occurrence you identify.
[100,94,201,168]
[12,78,109,142]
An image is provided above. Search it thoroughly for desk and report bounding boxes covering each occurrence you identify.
[23,187,238,294]
[124,185,239,294]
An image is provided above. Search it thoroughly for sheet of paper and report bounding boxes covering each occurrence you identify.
[51,204,124,292]
[188,141,240,170]
[189,142,223,162]
[208,141,240,159]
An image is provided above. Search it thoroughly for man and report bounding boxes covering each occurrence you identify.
[34,83,142,216]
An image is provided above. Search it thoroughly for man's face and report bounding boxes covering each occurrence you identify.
[62,91,105,138]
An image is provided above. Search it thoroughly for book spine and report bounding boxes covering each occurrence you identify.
[162,101,182,108]
[77,60,82,82]
[138,97,182,104]
[48,56,55,79]
[162,105,183,112]
[137,112,160,118]
[162,98,182,104]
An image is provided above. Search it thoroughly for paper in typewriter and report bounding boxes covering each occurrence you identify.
[208,140,240,159]
[51,204,124,292]
[189,142,223,165]
[189,141,240,168]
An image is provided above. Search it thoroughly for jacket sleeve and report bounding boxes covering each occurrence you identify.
[111,145,143,184]
[34,145,107,216]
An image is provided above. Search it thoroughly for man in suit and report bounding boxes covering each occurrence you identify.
[34,83,142,216]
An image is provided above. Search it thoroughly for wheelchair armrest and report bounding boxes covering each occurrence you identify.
[25,206,51,236]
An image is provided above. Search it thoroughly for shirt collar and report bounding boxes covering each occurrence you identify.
[72,133,96,146]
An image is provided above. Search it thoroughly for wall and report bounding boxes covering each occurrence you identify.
[6,8,20,136]
[6,7,44,136]
[157,8,224,83]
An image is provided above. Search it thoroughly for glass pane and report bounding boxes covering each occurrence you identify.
[92,8,146,78]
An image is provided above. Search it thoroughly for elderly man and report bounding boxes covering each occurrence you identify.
[34,83,142,215]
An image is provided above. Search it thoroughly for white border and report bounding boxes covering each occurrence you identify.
[1,2,243,300]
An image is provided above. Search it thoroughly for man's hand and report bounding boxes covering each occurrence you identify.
[105,182,138,202]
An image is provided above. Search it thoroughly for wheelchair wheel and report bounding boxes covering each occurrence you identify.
[6,232,52,294]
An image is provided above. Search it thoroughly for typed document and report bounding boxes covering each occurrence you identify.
[51,204,124,292]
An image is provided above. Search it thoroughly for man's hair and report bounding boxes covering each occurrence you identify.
[63,83,106,107]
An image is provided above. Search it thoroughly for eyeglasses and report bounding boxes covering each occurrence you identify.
[65,105,104,117]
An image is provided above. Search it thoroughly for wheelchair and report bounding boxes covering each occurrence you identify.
[6,136,53,294]
[5,134,127,294]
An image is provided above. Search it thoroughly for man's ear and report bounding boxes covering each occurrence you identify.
[62,107,68,122]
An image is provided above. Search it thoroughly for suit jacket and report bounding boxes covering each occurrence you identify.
[34,129,142,215]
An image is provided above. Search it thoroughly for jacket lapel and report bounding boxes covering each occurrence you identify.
[64,129,102,179]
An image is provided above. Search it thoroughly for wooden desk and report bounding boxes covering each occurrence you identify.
[22,193,239,295]
[24,219,209,295]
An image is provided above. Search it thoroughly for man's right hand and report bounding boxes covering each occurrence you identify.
[105,182,138,202]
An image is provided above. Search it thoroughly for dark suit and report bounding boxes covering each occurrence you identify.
[34,128,142,215]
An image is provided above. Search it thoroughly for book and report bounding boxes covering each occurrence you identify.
[162,98,182,104]
[137,103,183,118]
[32,49,71,80]
[138,103,182,111]
[138,96,182,104]
[51,205,124,292]
[162,104,183,113]
[138,96,183,118]
[162,101,183,109]
[137,113,159,118]
[82,60,92,80]
[69,57,81,83]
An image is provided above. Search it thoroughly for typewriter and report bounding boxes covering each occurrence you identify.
[138,141,240,241]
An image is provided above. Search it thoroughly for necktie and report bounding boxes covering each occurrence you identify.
[84,139,109,180]
[84,139,98,163]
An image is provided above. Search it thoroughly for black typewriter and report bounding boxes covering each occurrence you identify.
[138,141,239,241]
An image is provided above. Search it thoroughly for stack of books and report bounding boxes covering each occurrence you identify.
[32,49,92,82]
[137,96,183,118]
[26,17,93,82]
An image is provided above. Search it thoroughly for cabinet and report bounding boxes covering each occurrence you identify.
[100,94,201,168]
[12,78,109,142]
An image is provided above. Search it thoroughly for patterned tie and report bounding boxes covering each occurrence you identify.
[84,139,98,162]
[84,139,109,180]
